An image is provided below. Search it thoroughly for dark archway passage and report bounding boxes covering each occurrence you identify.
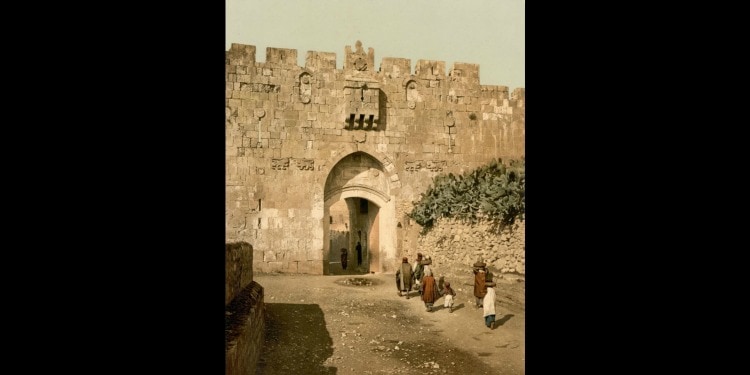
[327,197,379,275]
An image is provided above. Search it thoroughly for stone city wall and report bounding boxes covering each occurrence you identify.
[226,41,524,275]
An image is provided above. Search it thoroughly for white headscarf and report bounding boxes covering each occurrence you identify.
[483,286,496,317]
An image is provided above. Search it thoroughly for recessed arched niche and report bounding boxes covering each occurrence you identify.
[404,77,419,109]
[298,71,313,104]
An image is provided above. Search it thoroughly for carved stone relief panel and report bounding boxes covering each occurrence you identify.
[240,83,280,93]
[426,160,447,172]
[295,158,314,171]
[404,160,446,172]
[271,158,289,170]
[404,161,422,172]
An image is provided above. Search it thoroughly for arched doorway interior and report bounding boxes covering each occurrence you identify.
[323,152,395,275]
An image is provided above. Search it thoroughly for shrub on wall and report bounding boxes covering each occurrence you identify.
[408,158,524,234]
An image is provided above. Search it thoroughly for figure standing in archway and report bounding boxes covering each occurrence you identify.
[341,248,348,270]
[356,241,362,266]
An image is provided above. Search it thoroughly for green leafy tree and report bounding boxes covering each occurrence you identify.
[408,158,524,234]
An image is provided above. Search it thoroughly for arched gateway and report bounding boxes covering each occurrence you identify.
[323,151,397,274]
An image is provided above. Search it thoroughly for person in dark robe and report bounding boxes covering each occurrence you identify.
[340,248,348,270]
[395,257,413,298]
[420,267,439,312]
[356,241,362,266]
[473,260,488,308]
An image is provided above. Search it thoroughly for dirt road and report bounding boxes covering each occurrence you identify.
[254,269,524,374]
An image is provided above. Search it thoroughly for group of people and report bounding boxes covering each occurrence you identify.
[340,241,364,271]
[396,255,498,329]
[396,253,455,312]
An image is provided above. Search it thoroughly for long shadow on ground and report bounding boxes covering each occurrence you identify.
[256,303,335,375]
[495,314,515,327]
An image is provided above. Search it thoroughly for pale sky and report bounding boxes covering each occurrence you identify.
[226,0,525,90]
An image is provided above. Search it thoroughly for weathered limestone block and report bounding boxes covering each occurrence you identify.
[381,57,411,79]
[226,43,256,67]
[449,62,479,85]
[415,60,446,79]
[305,51,337,72]
[225,241,254,305]
[266,47,297,66]
[297,260,324,274]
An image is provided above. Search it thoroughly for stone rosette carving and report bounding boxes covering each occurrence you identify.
[354,57,367,71]
[346,40,374,73]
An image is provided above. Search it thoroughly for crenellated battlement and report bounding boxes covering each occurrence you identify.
[226,41,523,91]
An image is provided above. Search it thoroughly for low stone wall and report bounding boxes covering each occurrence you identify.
[226,242,254,305]
[226,241,264,375]
[415,218,525,275]
[226,281,265,375]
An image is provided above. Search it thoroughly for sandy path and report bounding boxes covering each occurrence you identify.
[254,271,524,374]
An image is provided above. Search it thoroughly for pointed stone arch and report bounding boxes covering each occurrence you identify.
[322,150,399,274]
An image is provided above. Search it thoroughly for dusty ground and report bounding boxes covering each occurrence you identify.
[253,266,524,374]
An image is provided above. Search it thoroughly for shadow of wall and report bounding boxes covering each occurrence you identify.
[256,303,335,374]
